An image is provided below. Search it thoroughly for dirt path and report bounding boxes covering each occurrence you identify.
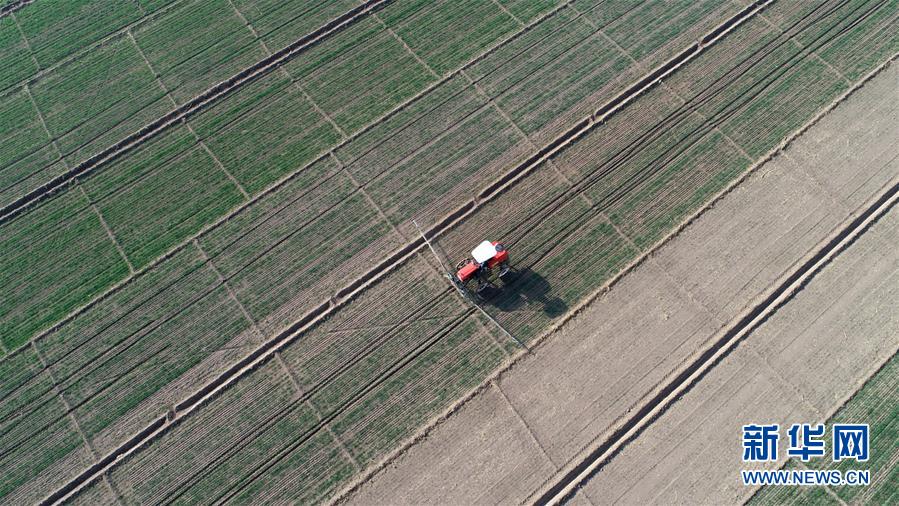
[343,58,899,506]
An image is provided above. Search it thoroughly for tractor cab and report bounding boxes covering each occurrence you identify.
[455,240,511,296]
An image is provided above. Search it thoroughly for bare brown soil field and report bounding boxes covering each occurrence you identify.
[343,58,899,505]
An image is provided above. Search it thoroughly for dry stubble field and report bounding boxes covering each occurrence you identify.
[0,0,897,503]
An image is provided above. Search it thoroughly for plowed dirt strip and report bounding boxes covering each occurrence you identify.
[74,1,796,502]
[33,2,796,502]
[103,258,503,505]
[24,0,888,498]
[334,2,896,502]
[341,43,899,506]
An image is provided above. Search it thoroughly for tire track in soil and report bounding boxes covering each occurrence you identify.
[365,0,873,321]
[0,0,394,226]
[39,1,782,503]
[14,3,885,496]
[163,290,464,505]
[52,0,896,500]
[533,173,899,506]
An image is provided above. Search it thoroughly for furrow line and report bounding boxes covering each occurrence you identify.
[0,0,394,226]
[39,2,778,503]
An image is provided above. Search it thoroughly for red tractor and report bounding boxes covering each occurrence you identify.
[455,241,511,296]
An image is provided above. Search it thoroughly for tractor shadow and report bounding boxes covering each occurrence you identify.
[485,268,567,317]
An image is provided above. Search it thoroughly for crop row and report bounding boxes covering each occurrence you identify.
[0,0,145,91]
[1,11,612,494]
[10,0,896,498]
[0,0,357,95]
[0,0,741,354]
[105,256,506,504]
[0,0,549,349]
[85,0,899,501]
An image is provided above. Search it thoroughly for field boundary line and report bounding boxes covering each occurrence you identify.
[494,380,558,467]
[22,76,138,274]
[198,229,363,473]
[11,11,39,70]
[38,2,782,502]
[491,0,525,27]
[753,7,853,86]
[330,51,898,506]
[29,340,101,463]
[79,186,136,274]
[226,0,351,141]
[800,461,847,505]
[274,351,363,472]
[373,12,440,80]
[0,0,394,226]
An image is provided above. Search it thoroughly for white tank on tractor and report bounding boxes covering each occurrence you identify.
[454,240,511,296]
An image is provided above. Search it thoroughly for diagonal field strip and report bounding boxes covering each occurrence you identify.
[38,1,784,503]
[0,0,393,226]
[534,171,899,505]
[5,0,603,358]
